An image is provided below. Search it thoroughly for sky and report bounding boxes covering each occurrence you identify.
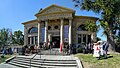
[0,0,106,41]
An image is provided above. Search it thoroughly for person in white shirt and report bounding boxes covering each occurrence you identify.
[93,42,101,60]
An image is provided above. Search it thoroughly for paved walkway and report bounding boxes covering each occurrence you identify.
[34,55,76,60]
[0,64,20,68]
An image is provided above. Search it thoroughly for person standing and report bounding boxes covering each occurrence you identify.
[34,45,38,53]
[99,42,104,56]
[48,42,50,49]
[93,42,101,60]
[103,41,109,59]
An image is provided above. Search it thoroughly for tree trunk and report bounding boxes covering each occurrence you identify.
[107,35,116,52]
[107,22,116,52]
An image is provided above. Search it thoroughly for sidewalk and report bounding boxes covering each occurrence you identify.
[0,64,20,68]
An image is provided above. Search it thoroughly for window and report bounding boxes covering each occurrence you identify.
[28,27,38,34]
[88,35,91,43]
[78,34,81,44]
[77,24,87,31]
[83,34,86,43]
[28,37,30,44]
[35,36,38,44]
[54,26,58,29]
[31,37,34,44]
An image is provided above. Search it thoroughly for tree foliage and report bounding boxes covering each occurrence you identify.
[73,0,120,52]
[12,30,24,45]
[0,28,11,46]
[85,20,98,32]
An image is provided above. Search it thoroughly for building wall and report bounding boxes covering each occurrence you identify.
[24,21,38,45]
[24,17,97,46]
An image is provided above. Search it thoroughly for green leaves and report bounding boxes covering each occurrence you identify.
[85,20,98,32]
[12,30,24,45]
[0,28,11,46]
[0,29,24,46]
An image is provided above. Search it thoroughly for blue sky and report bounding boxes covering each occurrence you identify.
[0,0,106,41]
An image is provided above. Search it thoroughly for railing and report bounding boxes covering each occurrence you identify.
[30,54,37,68]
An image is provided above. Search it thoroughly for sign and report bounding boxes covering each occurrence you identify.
[42,28,45,43]
[64,25,68,42]
[38,13,72,20]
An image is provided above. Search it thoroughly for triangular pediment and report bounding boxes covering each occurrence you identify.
[37,4,75,15]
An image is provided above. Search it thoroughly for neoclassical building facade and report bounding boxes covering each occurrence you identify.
[22,4,98,48]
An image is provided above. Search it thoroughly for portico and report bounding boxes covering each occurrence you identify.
[36,18,73,51]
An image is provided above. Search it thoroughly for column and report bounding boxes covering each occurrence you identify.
[34,36,36,44]
[30,37,32,44]
[86,35,88,44]
[44,20,48,45]
[81,34,83,43]
[69,19,72,46]
[60,18,64,52]
[38,22,41,47]
[24,26,28,45]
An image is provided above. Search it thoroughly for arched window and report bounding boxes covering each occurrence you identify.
[77,24,87,31]
[28,27,38,34]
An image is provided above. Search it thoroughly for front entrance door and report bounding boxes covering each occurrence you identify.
[52,36,60,48]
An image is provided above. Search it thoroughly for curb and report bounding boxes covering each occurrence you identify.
[74,57,83,68]
[5,55,16,63]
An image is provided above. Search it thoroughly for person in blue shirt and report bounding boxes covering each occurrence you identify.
[1,47,6,58]
[103,41,109,59]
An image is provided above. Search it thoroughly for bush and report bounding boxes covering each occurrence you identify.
[76,43,88,54]
[76,48,83,53]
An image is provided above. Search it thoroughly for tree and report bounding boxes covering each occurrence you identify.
[85,20,99,42]
[0,28,11,46]
[12,30,24,45]
[73,0,120,52]
[85,20,98,32]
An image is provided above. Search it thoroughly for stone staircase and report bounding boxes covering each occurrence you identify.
[7,55,78,68]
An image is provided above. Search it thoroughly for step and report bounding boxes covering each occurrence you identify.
[11,59,44,64]
[12,58,76,64]
[13,57,76,62]
[40,65,77,68]
[12,58,30,61]
[11,60,77,66]
[43,60,76,64]
[10,60,77,67]
[9,61,41,67]
[40,63,77,67]
[16,56,31,59]
[8,62,30,68]
[8,62,77,68]
[13,58,44,62]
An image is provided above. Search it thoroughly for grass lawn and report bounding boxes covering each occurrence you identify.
[75,53,120,68]
[0,54,13,63]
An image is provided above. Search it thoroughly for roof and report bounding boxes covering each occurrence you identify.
[22,19,38,25]
[75,16,99,21]
[35,4,75,16]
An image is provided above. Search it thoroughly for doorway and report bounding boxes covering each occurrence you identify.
[52,36,60,48]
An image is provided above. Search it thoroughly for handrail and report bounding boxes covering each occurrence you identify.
[30,54,37,68]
